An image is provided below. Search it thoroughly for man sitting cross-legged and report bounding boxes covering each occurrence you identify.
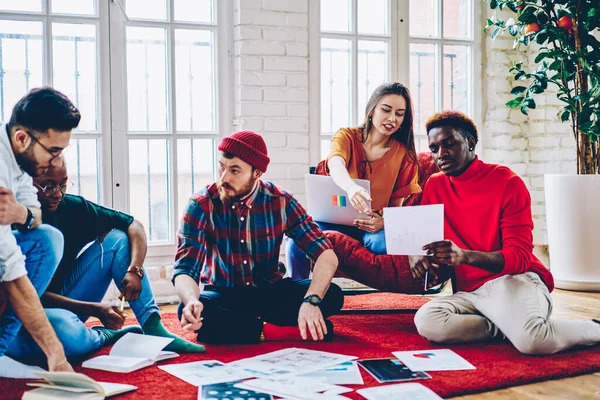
[174,130,344,344]
[32,158,205,354]
[411,110,600,355]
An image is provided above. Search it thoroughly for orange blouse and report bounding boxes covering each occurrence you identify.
[327,127,421,212]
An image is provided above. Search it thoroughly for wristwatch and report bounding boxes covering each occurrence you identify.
[302,294,322,306]
[126,265,144,279]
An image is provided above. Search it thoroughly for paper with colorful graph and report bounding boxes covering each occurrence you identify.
[391,349,476,371]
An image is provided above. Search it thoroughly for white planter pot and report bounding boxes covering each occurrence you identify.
[545,174,600,291]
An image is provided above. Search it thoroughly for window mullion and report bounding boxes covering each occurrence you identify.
[108,0,130,212]
[167,10,179,245]
[351,0,358,126]
[436,0,443,112]
[43,2,53,86]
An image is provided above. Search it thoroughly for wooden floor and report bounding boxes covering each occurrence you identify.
[452,288,600,399]
[158,288,600,399]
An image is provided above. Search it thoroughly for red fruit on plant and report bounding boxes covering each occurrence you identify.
[524,23,540,34]
[517,0,524,10]
[558,16,573,30]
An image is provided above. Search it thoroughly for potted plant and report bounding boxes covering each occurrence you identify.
[485,0,600,290]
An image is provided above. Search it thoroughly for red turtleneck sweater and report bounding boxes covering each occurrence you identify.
[421,157,554,293]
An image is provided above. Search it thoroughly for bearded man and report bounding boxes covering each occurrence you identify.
[173,130,343,344]
[0,87,78,371]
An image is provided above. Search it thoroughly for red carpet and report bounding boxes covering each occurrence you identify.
[2,293,600,399]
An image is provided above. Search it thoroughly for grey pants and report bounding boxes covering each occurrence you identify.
[414,272,600,355]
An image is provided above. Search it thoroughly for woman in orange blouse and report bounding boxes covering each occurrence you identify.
[287,82,421,278]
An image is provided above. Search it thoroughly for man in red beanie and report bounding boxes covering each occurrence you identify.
[172,130,343,344]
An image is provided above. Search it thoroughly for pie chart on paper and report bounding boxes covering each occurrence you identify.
[413,353,436,359]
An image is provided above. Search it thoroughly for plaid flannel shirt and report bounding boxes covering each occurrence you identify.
[173,180,332,288]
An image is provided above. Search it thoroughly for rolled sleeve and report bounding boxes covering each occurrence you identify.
[172,198,208,284]
[15,173,40,209]
[285,196,332,263]
[390,156,421,200]
[0,225,27,282]
[326,128,354,167]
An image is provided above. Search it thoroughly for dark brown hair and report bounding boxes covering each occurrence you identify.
[358,82,417,163]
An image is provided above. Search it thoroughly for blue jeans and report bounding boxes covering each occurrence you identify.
[286,221,387,280]
[6,229,159,358]
[0,225,101,358]
[55,229,159,327]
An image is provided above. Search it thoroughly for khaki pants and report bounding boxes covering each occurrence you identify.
[414,272,600,355]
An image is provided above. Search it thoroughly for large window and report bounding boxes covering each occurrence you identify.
[319,0,393,160]
[0,0,102,203]
[408,0,475,151]
[315,0,478,157]
[0,0,230,260]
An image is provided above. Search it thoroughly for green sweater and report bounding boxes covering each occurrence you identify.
[43,194,133,293]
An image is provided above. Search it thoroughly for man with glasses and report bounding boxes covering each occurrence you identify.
[0,87,78,371]
[32,158,205,354]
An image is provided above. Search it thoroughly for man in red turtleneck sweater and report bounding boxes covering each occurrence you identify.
[411,110,600,355]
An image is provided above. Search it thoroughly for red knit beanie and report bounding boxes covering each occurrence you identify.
[218,130,270,172]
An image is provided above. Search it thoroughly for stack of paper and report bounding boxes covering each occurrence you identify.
[21,371,136,400]
[159,360,252,386]
[228,348,357,379]
[82,333,178,373]
[300,361,364,385]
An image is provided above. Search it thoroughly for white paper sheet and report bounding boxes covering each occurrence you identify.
[392,349,476,371]
[300,361,364,385]
[235,377,352,400]
[229,348,357,379]
[384,204,444,255]
[357,383,443,400]
[159,360,252,386]
[0,356,45,379]
[109,333,173,360]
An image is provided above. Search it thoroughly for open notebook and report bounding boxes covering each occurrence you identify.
[22,371,136,400]
[82,333,178,373]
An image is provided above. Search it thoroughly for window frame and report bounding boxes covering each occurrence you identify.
[0,0,109,205]
[310,0,482,162]
[0,0,233,265]
[109,0,233,264]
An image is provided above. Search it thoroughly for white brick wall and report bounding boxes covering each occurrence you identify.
[233,0,310,205]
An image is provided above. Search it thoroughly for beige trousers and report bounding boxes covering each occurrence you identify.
[414,272,600,355]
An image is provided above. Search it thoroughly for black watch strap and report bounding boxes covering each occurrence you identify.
[16,207,34,232]
[303,294,322,306]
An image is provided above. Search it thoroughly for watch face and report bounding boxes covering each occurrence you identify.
[306,295,321,305]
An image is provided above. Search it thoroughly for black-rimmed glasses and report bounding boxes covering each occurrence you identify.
[25,130,70,161]
[34,180,74,196]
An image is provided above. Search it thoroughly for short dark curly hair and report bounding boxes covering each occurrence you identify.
[425,110,478,144]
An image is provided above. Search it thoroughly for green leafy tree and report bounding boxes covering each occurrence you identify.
[485,0,600,174]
